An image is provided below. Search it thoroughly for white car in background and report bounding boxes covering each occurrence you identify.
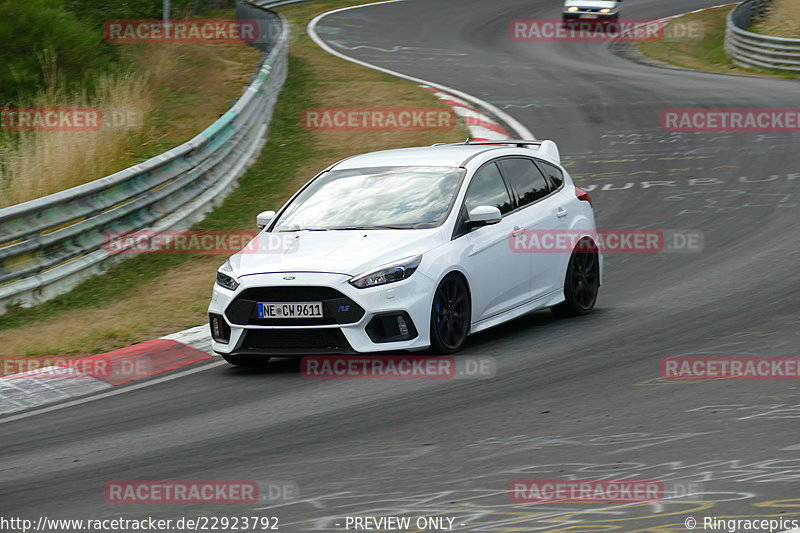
[563,0,622,22]
[208,140,601,366]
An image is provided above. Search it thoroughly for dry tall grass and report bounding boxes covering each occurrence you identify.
[753,0,800,38]
[0,53,153,207]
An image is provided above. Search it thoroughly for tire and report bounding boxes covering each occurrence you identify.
[551,239,600,318]
[429,274,471,354]
[221,354,271,367]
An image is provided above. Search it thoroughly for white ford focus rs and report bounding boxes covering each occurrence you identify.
[208,140,602,366]
[562,0,622,22]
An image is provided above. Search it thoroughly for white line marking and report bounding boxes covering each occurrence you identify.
[661,2,738,21]
[0,360,227,425]
[306,1,534,139]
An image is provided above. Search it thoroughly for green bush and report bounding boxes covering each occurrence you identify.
[64,0,236,27]
[0,0,113,104]
[0,0,235,105]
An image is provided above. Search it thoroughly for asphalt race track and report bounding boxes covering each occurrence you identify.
[2,0,799,531]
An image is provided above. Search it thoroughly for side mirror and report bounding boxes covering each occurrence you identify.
[256,210,276,229]
[468,205,502,227]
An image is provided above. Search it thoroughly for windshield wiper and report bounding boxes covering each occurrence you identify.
[329,225,415,230]
[280,225,420,231]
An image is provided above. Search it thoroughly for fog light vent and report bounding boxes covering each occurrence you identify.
[209,313,231,343]
[366,312,418,343]
[397,315,409,336]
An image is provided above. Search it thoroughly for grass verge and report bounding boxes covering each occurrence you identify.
[0,0,470,356]
[0,66,153,206]
[751,0,800,38]
[0,9,262,206]
[637,5,800,81]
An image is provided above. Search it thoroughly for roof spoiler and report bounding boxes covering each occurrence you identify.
[439,139,561,164]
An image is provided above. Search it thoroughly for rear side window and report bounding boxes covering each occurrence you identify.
[465,162,513,215]
[498,158,550,208]
[535,160,564,190]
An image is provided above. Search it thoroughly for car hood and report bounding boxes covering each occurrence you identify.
[563,0,618,8]
[228,228,443,279]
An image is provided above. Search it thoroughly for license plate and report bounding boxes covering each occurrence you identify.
[580,14,598,19]
[258,302,324,319]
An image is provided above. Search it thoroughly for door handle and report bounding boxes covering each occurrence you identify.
[511,226,524,236]
[556,207,568,218]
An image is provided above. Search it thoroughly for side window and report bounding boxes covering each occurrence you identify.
[465,163,513,215]
[498,158,550,208]
[536,160,564,190]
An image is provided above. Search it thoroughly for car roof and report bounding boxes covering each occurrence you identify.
[331,145,505,170]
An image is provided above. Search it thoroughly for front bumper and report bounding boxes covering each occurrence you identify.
[208,272,435,356]
[562,9,619,20]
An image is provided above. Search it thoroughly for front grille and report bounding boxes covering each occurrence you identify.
[225,286,365,326]
[239,328,354,355]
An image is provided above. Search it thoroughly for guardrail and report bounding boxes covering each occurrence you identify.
[725,0,800,72]
[0,2,290,314]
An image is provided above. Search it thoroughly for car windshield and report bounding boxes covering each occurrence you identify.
[272,166,465,231]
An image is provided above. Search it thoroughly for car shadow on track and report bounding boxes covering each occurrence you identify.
[220,356,304,375]
[218,307,606,376]
[459,307,608,352]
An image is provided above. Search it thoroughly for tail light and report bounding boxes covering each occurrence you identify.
[575,186,592,207]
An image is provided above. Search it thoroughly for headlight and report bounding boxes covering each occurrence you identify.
[600,8,611,13]
[567,6,579,11]
[216,259,239,291]
[349,255,422,289]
